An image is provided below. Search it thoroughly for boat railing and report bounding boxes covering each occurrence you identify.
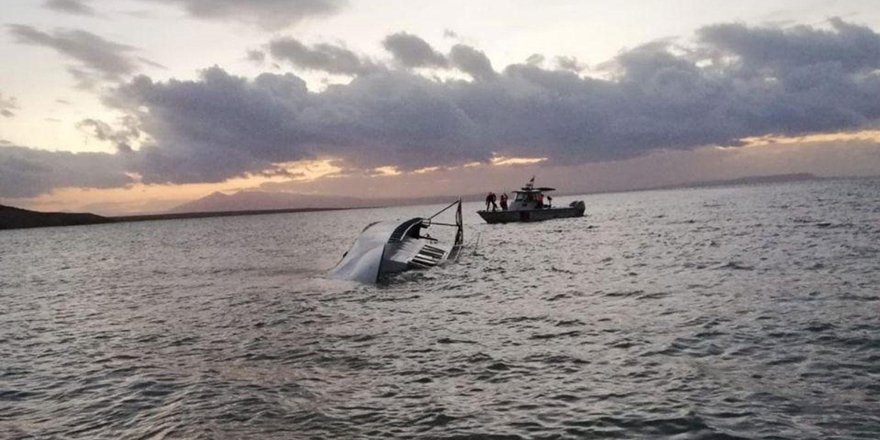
[388,218,423,243]
[425,199,464,261]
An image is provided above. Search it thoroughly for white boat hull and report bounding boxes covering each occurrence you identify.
[329,201,463,283]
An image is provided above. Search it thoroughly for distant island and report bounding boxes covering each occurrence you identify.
[0,204,344,231]
[0,204,112,230]
[1,173,825,231]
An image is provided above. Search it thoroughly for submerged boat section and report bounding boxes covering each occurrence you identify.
[329,200,463,283]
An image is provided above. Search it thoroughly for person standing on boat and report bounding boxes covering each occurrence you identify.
[485,192,498,211]
[537,193,544,209]
[500,193,508,211]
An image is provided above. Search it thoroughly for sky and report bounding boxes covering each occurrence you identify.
[2,0,880,214]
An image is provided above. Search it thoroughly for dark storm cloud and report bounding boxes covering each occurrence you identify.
[151,0,345,30]
[382,32,448,68]
[44,0,96,16]
[98,19,880,185]
[0,145,132,198]
[12,19,880,196]
[0,93,18,118]
[7,25,157,88]
[268,37,375,75]
[107,67,482,183]
[699,18,880,74]
[448,44,497,81]
[76,116,140,153]
[606,40,696,81]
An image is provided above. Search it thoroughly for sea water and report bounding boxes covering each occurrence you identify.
[2,178,878,439]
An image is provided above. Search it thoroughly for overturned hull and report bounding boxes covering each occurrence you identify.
[329,201,463,283]
[327,221,393,284]
[478,201,585,224]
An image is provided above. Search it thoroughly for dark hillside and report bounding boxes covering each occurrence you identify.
[0,204,111,230]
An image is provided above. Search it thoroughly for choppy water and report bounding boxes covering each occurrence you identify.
[2,178,879,439]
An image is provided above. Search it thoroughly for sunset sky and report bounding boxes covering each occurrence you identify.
[2,0,880,214]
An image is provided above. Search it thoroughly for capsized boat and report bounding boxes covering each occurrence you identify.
[328,200,464,283]
[478,177,585,224]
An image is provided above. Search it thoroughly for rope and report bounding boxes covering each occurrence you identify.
[428,199,461,220]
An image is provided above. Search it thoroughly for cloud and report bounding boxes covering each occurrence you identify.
[106,67,483,183]
[699,17,880,74]
[102,19,880,186]
[7,25,157,88]
[151,0,345,30]
[607,40,695,81]
[525,54,545,66]
[246,49,266,64]
[76,116,141,152]
[555,55,584,72]
[0,93,18,118]
[268,37,375,75]
[382,32,447,68]
[44,0,96,16]
[11,19,880,198]
[0,145,132,198]
[449,44,496,81]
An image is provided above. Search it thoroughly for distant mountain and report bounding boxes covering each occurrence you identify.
[169,190,483,214]
[169,191,369,213]
[2,173,827,231]
[0,204,110,230]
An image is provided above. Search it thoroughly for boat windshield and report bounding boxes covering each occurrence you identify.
[514,192,536,202]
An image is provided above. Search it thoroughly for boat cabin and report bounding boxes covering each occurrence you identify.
[510,181,555,211]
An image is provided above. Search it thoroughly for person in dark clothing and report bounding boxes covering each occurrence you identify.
[500,193,508,211]
[485,192,498,211]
